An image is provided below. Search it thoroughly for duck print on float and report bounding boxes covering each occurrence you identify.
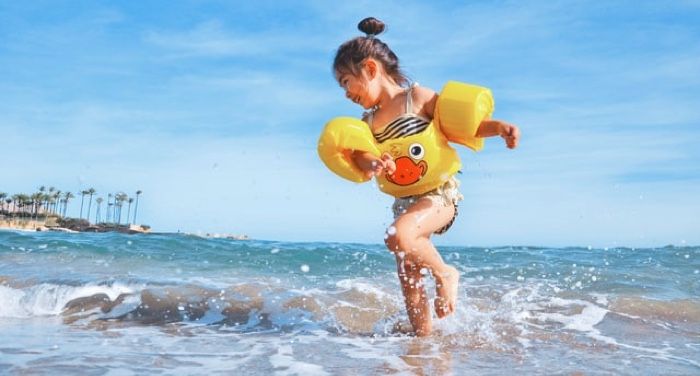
[385,142,428,186]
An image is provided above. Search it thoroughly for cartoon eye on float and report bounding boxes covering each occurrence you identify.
[408,143,425,160]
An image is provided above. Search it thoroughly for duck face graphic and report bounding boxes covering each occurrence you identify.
[386,143,428,186]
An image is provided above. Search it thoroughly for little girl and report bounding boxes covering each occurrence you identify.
[330,17,519,336]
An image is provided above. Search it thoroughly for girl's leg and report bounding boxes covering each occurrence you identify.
[385,198,460,335]
[395,254,431,336]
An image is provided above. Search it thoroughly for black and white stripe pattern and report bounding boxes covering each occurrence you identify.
[373,115,430,143]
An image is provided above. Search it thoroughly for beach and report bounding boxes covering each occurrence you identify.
[0,219,48,232]
[1,230,698,374]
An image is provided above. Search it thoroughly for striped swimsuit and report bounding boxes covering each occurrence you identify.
[368,84,431,144]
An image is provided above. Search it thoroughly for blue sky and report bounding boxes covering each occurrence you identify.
[1,1,698,247]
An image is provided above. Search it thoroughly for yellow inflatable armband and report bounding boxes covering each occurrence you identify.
[435,81,494,151]
[317,116,381,182]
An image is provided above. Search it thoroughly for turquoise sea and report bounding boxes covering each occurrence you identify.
[1,230,698,375]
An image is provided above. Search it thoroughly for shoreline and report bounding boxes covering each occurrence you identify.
[0,221,250,239]
[0,219,150,234]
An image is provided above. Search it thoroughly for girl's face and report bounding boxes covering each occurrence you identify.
[336,61,380,110]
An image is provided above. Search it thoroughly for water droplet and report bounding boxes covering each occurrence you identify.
[271,248,280,254]
[300,264,310,273]
[591,276,597,282]
[386,226,397,236]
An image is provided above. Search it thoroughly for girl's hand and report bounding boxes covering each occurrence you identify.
[379,152,396,176]
[476,119,520,149]
[353,151,396,178]
[499,123,520,149]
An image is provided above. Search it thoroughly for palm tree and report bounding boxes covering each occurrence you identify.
[37,186,46,217]
[115,192,128,225]
[52,190,61,215]
[126,198,134,225]
[41,193,51,219]
[63,192,74,217]
[86,188,96,224]
[133,190,142,224]
[5,198,11,215]
[45,195,55,219]
[22,194,31,217]
[11,194,21,216]
[95,197,103,223]
[0,192,6,213]
[31,192,43,220]
[106,193,113,223]
[18,194,30,217]
[13,194,21,217]
[79,190,88,219]
[47,187,55,215]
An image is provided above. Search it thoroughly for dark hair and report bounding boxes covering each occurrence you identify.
[333,17,409,87]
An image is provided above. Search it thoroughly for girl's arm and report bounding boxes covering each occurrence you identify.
[476,119,520,149]
[351,113,396,178]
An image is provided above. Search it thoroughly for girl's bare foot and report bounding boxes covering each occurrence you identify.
[434,265,459,318]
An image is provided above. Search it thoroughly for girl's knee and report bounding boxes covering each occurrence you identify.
[385,225,420,256]
[384,232,399,253]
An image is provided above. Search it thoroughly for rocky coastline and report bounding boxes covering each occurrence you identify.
[0,217,151,234]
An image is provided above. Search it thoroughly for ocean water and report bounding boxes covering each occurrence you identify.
[0,230,698,375]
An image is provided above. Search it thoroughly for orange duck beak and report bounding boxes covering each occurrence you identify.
[386,156,428,186]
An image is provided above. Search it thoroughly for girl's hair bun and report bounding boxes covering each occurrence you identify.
[357,17,385,37]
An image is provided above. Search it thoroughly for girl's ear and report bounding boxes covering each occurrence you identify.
[364,59,378,79]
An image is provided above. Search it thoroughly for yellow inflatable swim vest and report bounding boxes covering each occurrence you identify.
[318,81,494,197]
